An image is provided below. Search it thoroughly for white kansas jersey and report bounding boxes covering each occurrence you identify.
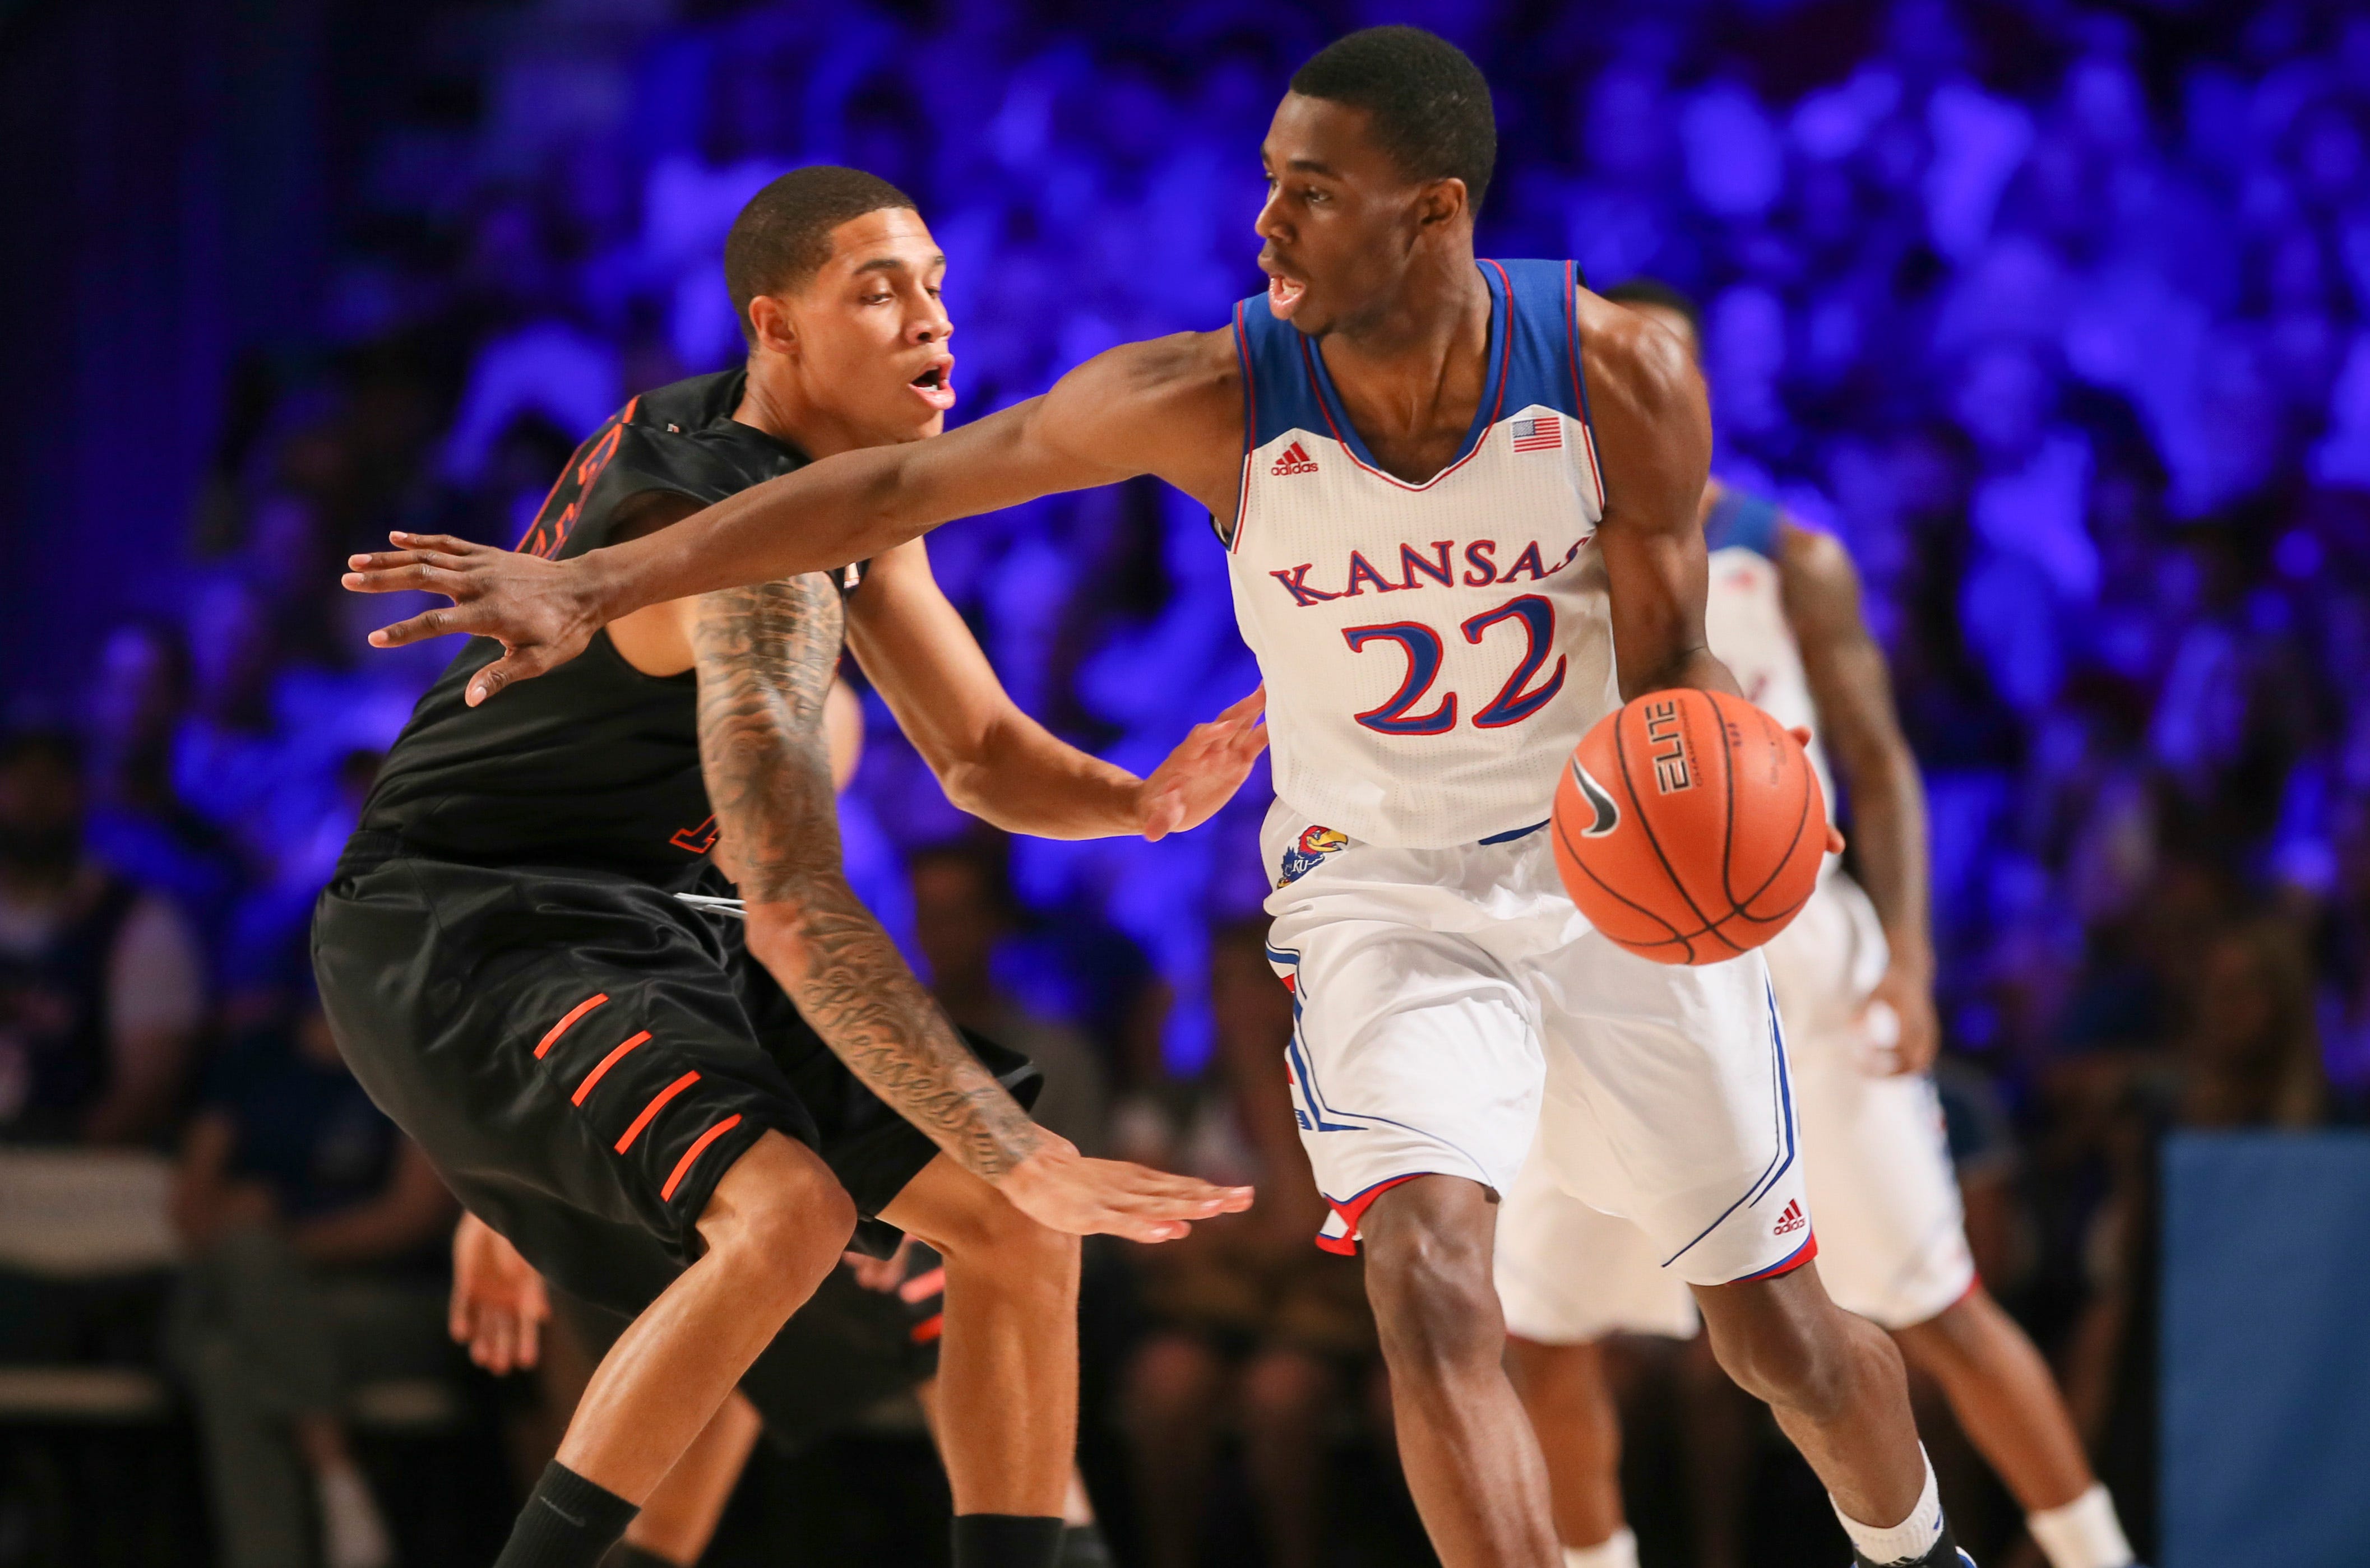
[1700,487,1838,823]
[1225,259,1618,849]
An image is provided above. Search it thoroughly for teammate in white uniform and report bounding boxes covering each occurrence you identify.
[348,28,1976,1568]
[1494,282,2138,1568]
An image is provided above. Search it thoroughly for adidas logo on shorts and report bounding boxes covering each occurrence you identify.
[1772,1199,1807,1237]
[1270,440,1320,476]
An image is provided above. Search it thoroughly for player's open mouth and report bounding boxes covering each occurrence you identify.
[908,360,956,411]
[1267,272,1307,317]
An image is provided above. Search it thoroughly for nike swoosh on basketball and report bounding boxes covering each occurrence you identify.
[1570,760,1621,837]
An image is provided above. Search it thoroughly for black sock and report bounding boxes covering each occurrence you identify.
[1057,1521,1115,1567]
[602,1546,686,1568]
[951,1513,1065,1568]
[495,1462,640,1568]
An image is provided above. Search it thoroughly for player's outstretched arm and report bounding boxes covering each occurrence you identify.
[343,334,1232,706]
[690,574,1249,1240]
[1579,292,1739,702]
[1783,523,1938,1072]
[847,540,1266,841]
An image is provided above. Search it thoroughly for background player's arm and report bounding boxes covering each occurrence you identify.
[690,574,1248,1237]
[846,540,1265,842]
[1781,521,1939,1073]
[345,333,1244,704]
[1577,293,1739,701]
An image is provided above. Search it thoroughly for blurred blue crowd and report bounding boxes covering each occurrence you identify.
[6,0,2370,1562]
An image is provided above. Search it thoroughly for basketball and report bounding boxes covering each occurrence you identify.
[1550,688,1827,965]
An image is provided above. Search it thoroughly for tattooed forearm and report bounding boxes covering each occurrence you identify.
[691,577,1045,1178]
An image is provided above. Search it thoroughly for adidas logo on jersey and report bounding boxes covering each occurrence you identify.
[1270,440,1320,476]
[1772,1199,1807,1237]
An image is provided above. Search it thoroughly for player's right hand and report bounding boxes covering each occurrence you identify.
[993,1135,1253,1244]
[449,1211,550,1374]
[344,532,604,706]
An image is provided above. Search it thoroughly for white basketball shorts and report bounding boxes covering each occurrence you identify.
[1262,804,1813,1290]
[1492,870,1977,1341]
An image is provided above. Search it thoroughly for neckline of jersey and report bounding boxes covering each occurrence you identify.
[1293,259,1512,491]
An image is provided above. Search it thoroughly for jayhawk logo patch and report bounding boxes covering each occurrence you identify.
[1277,825,1350,887]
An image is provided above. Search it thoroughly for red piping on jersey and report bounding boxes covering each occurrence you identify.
[660,1112,742,1201]
[571,1031,651,1106]
[535,994,610,1059]
[1231,300,1257,553]
[1294,265,1512,494]
[1732,1230,1819,1283]
[1563,263,1607,511]
[617,1071,700,1154]
[1313,1172,1424,1255]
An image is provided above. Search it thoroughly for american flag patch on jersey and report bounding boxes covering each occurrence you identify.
[1510,416,1562,452]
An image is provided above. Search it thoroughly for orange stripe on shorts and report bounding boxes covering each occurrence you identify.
[535,994,610,1059]
[660,1114,743,1202]
[571,1031,651,1106]
[615,1071,700,1153]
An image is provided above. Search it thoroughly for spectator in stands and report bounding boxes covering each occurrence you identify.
[0,727,202,1146]
[81,619,242,956]
[1118,921,1382,1568]
[167,969,456,1568]
[910,834,1112,1154]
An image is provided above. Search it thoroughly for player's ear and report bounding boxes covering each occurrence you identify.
[1413,177,1468,232]
[747,294,798,358]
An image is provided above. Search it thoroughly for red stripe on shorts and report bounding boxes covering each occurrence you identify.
[535,994,610,1059]
[660,1113,742,1201]
[615,1071,700,1154]
[571,1031,651,1106]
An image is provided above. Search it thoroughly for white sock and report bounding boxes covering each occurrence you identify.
[1564,1527,1639,1568]
[2026,1483,2135,1568]
[1833,1447,1944,1565]
[316,1465,394,1568]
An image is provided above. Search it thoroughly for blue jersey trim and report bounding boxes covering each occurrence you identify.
[1233,260,1591,481]
[1704,486,1784,559]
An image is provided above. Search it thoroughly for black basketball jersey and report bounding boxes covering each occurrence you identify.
[353,368,857,890]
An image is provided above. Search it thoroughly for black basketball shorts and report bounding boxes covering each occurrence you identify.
[311,842,1036,1321]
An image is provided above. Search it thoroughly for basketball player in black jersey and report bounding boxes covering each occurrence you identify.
[312,166,1259,1568]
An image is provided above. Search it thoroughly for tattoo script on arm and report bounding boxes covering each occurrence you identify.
[691,576,1044,1177]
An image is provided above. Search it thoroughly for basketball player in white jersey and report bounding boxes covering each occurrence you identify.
[344,27,1977,1568]
[1490,282,2141,1568]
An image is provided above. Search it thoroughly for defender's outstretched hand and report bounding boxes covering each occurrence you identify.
[1137,687,1269,842]
[344,532,605,705]
[448,1210,550,1374]
[993,1135,1253,1244]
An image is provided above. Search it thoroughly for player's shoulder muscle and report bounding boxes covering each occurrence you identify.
[1776,519,1872,648]
[1574,289,1701,431]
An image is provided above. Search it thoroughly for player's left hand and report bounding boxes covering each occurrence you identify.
[1137,688,1268,842]
[449,1211,550,1374]
[343,532,607,705]
[1859,961,1939,1077]
[1785,726,1847,855]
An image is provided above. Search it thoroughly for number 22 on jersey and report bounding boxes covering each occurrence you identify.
[1343,592,1567,736]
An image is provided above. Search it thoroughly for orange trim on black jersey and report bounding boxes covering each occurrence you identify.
[571,1030,651,1106]
[535,994,611,1059]
[660,1112,742,1201]
[616,1070,700,1154]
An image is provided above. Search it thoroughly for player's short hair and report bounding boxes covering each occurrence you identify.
[724,165,918,347]
[1289,26,1497,214]
[1601,277,1705,360]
